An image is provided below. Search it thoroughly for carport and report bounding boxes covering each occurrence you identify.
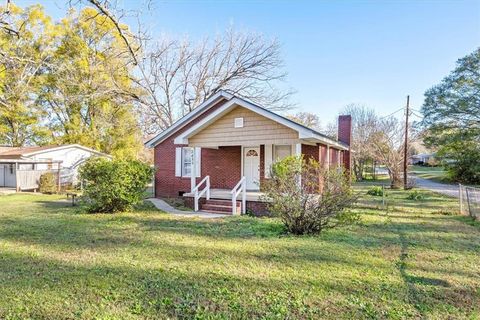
[0,159,62,192]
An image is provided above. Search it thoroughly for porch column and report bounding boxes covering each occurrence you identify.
[190,149,196,192]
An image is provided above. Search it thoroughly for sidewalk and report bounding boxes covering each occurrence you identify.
[147,198,230,219]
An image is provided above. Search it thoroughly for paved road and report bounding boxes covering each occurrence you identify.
[411,175,459,198]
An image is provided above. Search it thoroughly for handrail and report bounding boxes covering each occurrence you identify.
[193,176,210,211]
[231,176,246,215]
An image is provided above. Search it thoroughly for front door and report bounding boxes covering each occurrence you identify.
[243,147,260,190]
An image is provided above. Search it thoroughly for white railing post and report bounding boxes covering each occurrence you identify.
[231,176,246,215]
[192,175,210,212]
[194,191,199,212]
[206,176,210,200]
[242,179,246,214]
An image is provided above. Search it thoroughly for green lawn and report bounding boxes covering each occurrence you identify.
[0,189,479,319]
[410,165,451,184]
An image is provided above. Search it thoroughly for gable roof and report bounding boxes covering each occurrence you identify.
[0,144,110,159]
[145,90,348,150]
[144,91,233,148]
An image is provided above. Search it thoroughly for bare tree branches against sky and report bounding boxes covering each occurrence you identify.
[136,30,294,135]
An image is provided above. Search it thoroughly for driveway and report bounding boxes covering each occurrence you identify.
[411,175,459,198]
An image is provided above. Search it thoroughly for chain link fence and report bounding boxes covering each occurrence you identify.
[459,184,480,219]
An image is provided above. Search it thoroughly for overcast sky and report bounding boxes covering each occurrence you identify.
[16,0,480,124]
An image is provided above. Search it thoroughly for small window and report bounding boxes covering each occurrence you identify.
[274,145,291,161]
[246,149,258,157]
[182,147,194,177]
[234,117,244,128]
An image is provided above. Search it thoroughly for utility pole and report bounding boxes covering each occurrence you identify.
[403,95,410,190]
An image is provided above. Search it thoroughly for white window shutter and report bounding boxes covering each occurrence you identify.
[195,147,201,177]
[175,147,182,177]
[264,144,273,178]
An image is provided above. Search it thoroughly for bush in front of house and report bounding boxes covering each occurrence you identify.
[406,190,425,201]
[367,186,384,196]
[39,172,58,194]
[79,158,154,213]
[262,156,358,235]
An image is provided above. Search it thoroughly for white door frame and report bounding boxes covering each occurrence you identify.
[241,146,260,191]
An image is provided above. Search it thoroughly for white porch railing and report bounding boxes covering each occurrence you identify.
[231,176,246,215]
[193,175,210,211]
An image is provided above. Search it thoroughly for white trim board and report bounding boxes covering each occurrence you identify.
[22,144,110,158]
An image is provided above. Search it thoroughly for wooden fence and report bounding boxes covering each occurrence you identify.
[16,170,58,191]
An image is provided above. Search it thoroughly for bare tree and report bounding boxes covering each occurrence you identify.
[287,112,322,131]
[135,30,294,135]
[371,116,408,188]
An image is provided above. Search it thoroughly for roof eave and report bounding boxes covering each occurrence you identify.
[145,91,234,148]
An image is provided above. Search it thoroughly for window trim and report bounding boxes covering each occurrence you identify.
[179,147,200,178]
[274,144,292,161]
[181,147,193,177]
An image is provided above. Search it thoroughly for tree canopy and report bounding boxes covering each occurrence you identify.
[0,4,142,158]
[421,48,480,183]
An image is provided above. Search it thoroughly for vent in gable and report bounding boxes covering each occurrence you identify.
[234,117,244,128]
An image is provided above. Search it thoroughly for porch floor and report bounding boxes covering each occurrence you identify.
[183,188,266,202]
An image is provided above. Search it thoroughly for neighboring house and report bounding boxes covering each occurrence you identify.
[146,91,352,215]
[410,153,436,165]
[0,144,109,191]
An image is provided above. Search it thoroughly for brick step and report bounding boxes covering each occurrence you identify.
[201,204,240,213]
[205,199,241,206]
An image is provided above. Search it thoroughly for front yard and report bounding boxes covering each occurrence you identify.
[0,187,479,319]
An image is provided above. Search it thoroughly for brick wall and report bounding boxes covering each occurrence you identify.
[203,146,241,189]
[259,144,266,188]
[301,144,320,162]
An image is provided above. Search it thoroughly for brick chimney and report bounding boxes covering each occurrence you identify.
[338,115,352,173]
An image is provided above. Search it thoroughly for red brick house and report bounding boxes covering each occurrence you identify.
[145,91,351,215]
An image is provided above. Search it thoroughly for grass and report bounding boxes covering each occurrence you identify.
[161,197,193,211]
[0,189,479,319]
[410,165,451,184]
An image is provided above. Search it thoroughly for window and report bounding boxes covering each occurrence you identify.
[175,147,200,178]
[274,145,291,161]
[182,147,194,177]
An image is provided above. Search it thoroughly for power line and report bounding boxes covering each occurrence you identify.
[380,107,405,119]
[410,110,423,118]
